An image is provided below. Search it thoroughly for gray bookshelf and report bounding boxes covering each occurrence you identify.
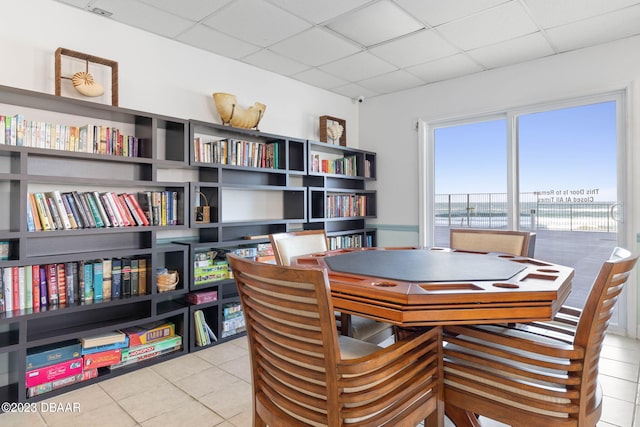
[306,140,377,249]
[0,85,190,404]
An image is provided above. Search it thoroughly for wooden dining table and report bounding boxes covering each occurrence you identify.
[292,247,574,326]
[292,247,575,427]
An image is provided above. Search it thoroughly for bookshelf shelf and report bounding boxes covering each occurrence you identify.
[305,140,377,249]
[0,85,189,404]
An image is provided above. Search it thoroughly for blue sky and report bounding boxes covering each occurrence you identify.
[434,101,617,202]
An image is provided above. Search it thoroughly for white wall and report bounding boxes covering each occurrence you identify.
[359,35,640,334]
[0,0,359,144]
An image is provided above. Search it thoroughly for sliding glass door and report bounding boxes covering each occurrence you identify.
[426,94,626,331]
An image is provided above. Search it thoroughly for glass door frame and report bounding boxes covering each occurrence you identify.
[418,90,635,336]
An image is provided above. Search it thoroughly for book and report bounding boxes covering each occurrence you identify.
[33,193,53,231]
[100,192,122,227]
[65,261,77,304]
[117,194,135,226]
[25,357,83,388]
[130,258,139,296]
[72,191,95,228]
[111,258,122,299]
[83,192,105,228]
[24,265,32,310]
[91,191,111,227]
[121,258,131,297]
[2,267,11,313]
[138,258,147,295]
[80,330,127,349]
[120,335,182,361]
[47,190,73,230]
[45,264,59,305]
[194,310,209,346]
[102,259,112,300]
[46,196,64,230]
[80,336,129,355]
[26,368,97,398]
[110,343,180,370]
[39,266,48,307]
[26,197,36,232]
[122,321,175,347]
[26,340,82,370]
[28,193,42,231]
[17,266,25,310]
[125,193,149,226]
[61,193,81,229]
[93,261,103,300]
[83,261,93,302]
[82,348,122,369]
[31,265,40,310]
[56,263,67,305]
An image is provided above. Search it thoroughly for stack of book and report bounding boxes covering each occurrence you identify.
[113,321,181,369]
[25,340,98,397]
[80,331,128,370]
[26,190,180,232]
[0,113,141,157]
[221,303,245,339]
[193,251,229,286]
[193,310,217,346]
[311,153,357,176]
[0,257,147,312]
[193,137,279,168]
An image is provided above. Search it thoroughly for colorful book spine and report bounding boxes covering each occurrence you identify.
[93,261,103,300]
[39,266,48,308]
[56,263,67,305]
[82,349,122,369]
[45,264,58,305]
[111,259,122,299]
[83,261,93,302]
[120,335,182,361]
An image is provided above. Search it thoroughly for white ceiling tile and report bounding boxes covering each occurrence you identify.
[320,52,396,82]
[92,0,194,37]
[292,68,350,90]
[243,49,310,75]
[327,0,424,47]
[467,33,555,69]
[395,0,511,26]
[270,27,360,66]
[138,0,232,21]
[330,83,379,99]
[266,0,372,24]
[436,1,539,51]
[358,70,425,94]
[202,0,311,47]
[54,0,93,8]
[524,0,640,29]
[407,54,483,84]
[369,29,459,68]
[545,4,640,52]
[177,24,261,59]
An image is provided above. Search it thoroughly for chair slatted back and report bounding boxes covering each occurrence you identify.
[574,247,638,416]
[269,230,328,266]
[228,254,443,427]
[228,254,340,426]
[450,228,535,257]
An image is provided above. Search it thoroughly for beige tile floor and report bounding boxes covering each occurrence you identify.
[1,333,639,427]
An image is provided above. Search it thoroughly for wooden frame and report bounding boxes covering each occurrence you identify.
[55,47,119,106]
[319,115,346,146]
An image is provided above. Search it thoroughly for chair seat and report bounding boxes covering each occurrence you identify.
[342,314,394,344]
[338,335,382,359]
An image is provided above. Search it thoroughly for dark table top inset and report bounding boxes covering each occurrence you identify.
[324,249,525,282]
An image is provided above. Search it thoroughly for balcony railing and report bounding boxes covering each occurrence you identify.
[434,192,617,232]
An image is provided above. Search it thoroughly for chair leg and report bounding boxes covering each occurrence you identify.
[445,404,481,427]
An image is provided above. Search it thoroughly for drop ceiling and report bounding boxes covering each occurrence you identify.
[53,0,640,99]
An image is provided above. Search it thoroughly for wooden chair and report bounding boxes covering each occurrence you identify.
[442,247,638,427]
[269,230,394,345]
[227,254,444,427]
[449,228,536,257]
